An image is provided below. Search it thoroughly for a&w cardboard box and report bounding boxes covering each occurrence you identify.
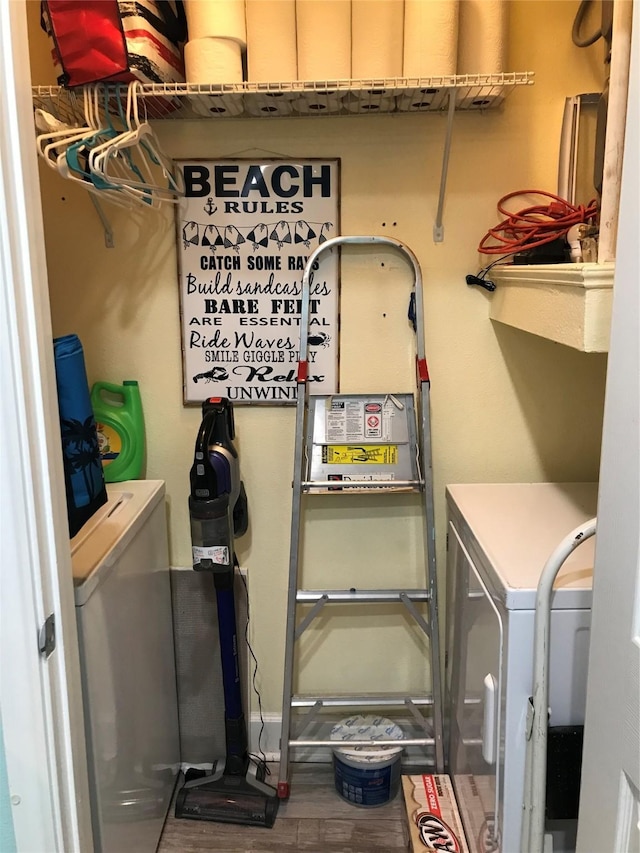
[402,774,470,852]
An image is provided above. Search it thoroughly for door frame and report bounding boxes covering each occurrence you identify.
[0,2,93,851]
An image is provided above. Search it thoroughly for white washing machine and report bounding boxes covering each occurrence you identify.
[444,483,598,853]
[71,480,180,853]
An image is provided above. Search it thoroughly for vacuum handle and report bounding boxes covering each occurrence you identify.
[202,397,237,450]
[191,411,219,499]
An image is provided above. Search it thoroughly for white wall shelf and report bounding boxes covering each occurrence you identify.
[32,73,534,245]
[32,73,533,122]
[489,262,614,353]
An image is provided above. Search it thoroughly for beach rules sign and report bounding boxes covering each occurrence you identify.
[177,159,340,404]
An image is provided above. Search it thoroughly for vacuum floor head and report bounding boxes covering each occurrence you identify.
[175,772,279,828]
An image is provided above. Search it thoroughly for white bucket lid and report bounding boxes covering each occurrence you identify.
[330,715,404,764]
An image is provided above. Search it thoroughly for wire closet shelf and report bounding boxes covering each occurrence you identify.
[32,72,533,123]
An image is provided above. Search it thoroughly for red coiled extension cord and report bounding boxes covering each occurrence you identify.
[478,190,599,256]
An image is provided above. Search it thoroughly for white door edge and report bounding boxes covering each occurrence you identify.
[0,3,93,851]
[577,2,640,848]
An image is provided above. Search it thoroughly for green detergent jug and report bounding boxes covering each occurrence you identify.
[91,380,145,482]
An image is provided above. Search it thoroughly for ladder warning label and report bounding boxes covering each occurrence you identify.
[322,445,399,464]
[325,399,391,441]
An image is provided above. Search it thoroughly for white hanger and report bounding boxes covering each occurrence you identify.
[79,85,158,209]
[35,83,178,209]
[51,86,137,210]
[37,86,95,168]
[85,84,161,208]
[91,82,185,202]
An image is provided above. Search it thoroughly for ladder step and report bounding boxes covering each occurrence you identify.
[303,479,423,492]
[291,693,436,707]
[296,589,431,603]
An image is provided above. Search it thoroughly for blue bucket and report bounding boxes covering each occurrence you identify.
[330,715,404,808]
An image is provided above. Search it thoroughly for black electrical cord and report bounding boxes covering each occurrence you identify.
[240,571,269,769]
[572,0,603,48]
[466,251,522,292]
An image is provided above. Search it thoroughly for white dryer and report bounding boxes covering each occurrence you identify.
[444,483,597,853]
[71,480,180,853]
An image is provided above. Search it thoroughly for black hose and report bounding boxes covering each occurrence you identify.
[572,0,603,47]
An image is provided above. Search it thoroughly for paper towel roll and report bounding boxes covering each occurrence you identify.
[458,0,507,74]
[396,89,446,111]
[352,0,404,79]
[185,38,244,84]
[190,92,245,116]
[292,92,344,114]
[245,95,294,116]
[184,0,246,45]
[246,0,297,82]
[457,0,507,109]
[258,90,297,102]
[403,0,459,78]
[296,0,351,80]
[343,93,396,113]
[456,84,505,109]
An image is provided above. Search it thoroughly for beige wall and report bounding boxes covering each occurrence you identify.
[28,1,608,712]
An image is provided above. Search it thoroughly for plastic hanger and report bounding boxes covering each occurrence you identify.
[92,82,184,201]
[37,87,95,168]
[84,86,158,209]
[35,83,178,209]
[54,86,137,210]
[87,93,160,206]
[86,85,159,207]
[76,86,155,206]
[63,87,116,181]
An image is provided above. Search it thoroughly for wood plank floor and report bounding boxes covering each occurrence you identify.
[158,763,410,852]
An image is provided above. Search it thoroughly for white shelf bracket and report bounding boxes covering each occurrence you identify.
[433,90,457,243]
[89,194,114,248]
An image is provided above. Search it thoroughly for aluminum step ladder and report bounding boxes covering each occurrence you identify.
[277,236,444,798]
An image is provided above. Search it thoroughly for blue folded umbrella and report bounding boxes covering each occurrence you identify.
[53,334,107,537]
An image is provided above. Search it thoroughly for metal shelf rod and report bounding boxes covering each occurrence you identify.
[292,696,434,707]
[297,589,430,603]
[433,91,457,243]
[289,737,436,747]
[290,695,481,706]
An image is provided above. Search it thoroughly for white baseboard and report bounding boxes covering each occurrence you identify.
[248,713,332,763]
[249,713,283,762]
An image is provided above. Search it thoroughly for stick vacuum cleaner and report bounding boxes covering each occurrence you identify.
[174,397,279,828]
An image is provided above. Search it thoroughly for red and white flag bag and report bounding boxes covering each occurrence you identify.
[41,0,187,87]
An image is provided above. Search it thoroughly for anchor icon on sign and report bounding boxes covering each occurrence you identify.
[204,198,217,216]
